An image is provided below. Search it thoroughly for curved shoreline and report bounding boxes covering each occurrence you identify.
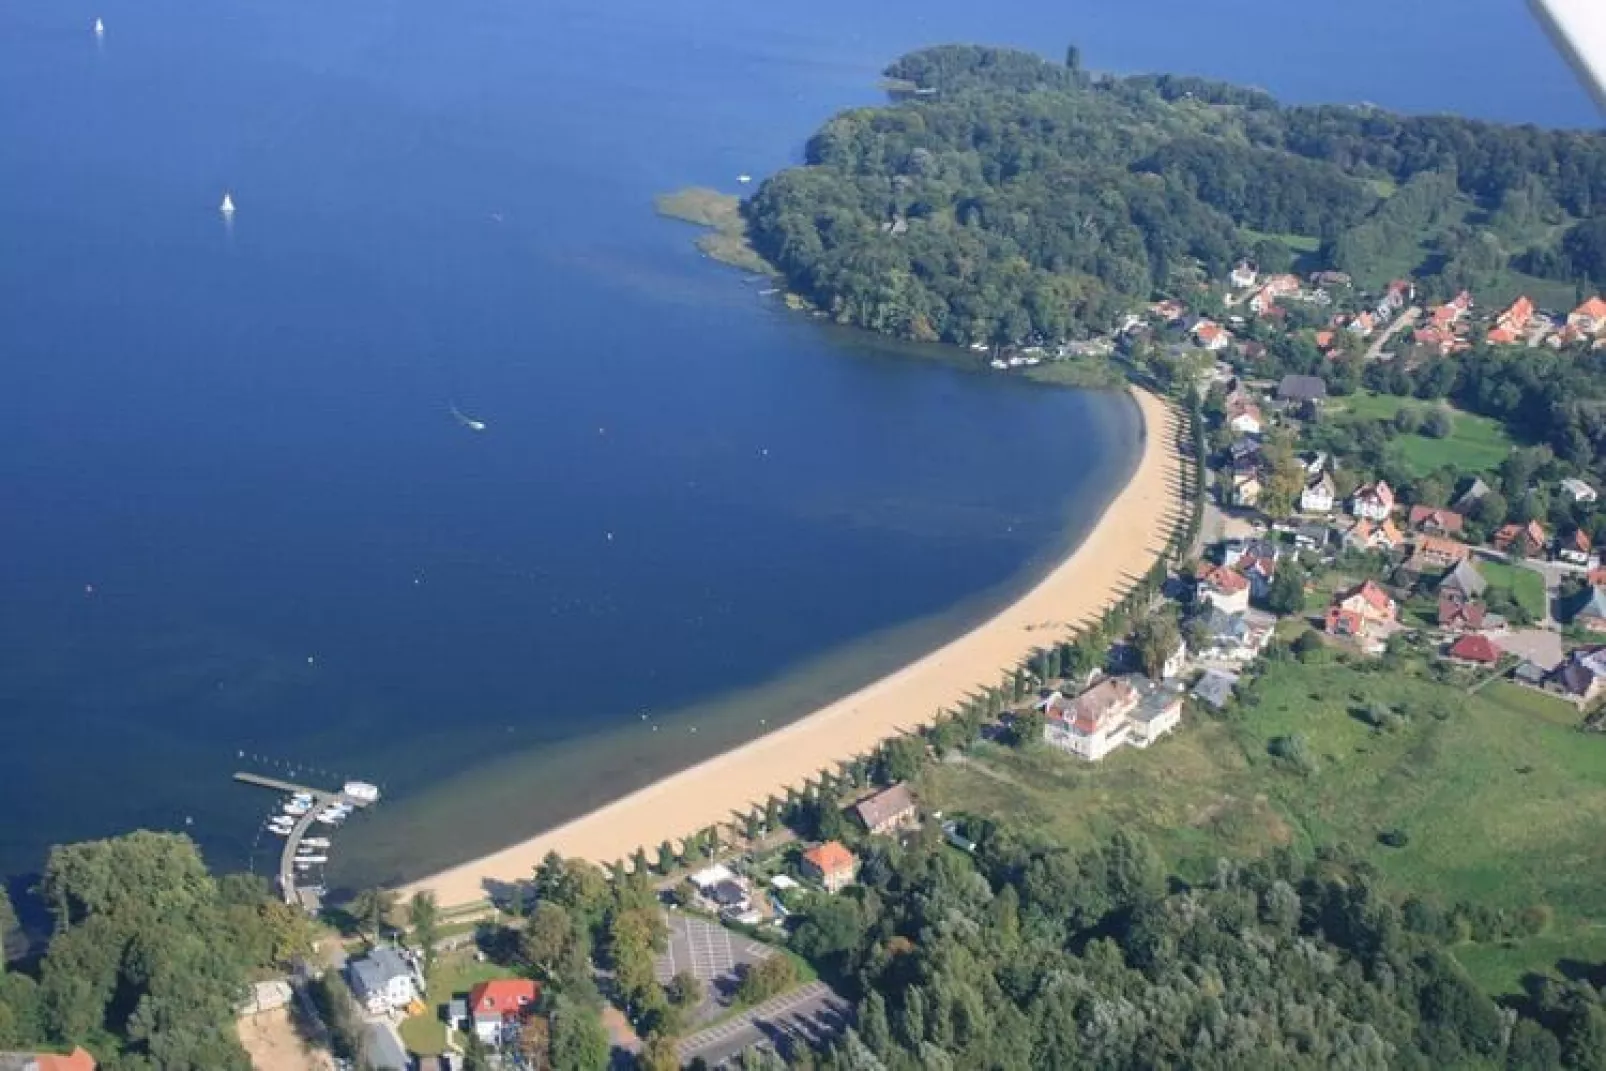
[403,387,1185,906]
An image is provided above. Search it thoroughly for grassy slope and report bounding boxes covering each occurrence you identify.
[1334,393,1516,476]
[918,659,1606,994]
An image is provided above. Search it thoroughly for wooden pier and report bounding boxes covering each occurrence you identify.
[233,772,375,911]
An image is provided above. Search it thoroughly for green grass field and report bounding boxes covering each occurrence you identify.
[1335,393,1516,476]
[1478,561,1549,620]
[1241,227,1322,255]
[919,659,1606,994]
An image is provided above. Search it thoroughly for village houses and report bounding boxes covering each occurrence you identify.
[1193,606,1276,663]
[1407,506,1464,538]
[1301,472,1336,513]
[801,841,857,893]
[1042,677,1183,762]
[1325,580,1399,642]
[347,947,418,1016]
[1225,397,1263,436]
[1494,520,1549,560]
[1560,529,1594,567]
[1350,480,1395,521]
[1487,295,1535,345]
[1342,517,1404,555]
[1232,472,1264,508]
[1561,477,1598,505]
[1195,564,1251,614]
[853,782,918,836]
[467,979,540,1047]
[1567,296,1606,336]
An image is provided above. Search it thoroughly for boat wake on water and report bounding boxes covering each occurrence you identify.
[450,404,487,432]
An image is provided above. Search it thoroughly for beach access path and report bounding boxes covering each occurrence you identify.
[402,387,1187,907]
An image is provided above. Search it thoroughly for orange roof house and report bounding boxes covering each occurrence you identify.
[1497,295,1534,332]
[1326,581,1398,638]
[801,841,858,893]
[468,979,540,1034]
[1494,520,1548,558]
[1,1051,98,1071]
[1407,506,1465,537]
[1568,296,1606,335]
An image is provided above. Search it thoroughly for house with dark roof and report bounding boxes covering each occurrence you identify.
[1193,606,1275,663]
[1277,374,1328,406]
[1439,559,1488,601]
[1551,646,1606,703]
[347,947,417,1015]
[853,783,918,836]
[1454,477,1491,514]
[1191,669,1240,711]
[1569,587,1606,633]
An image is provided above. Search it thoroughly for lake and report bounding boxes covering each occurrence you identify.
[0,0,1593,890]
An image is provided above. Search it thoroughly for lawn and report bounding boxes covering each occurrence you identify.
[1241,227,1321,255]
[1478,561,1549,621]
[919,658,1606,993]
[1336,393,1516,476]
[397,949,524,1056]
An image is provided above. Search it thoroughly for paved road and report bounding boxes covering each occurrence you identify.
[363,1019,409,1071]
[676,981,849,1068]
[1366,306,1420,360]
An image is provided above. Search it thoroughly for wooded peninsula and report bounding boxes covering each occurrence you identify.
[742,44,1606,347]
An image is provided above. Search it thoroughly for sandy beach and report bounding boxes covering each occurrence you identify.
[404,387,1186,906]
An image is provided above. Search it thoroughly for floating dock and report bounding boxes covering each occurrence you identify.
[233,772,376,911]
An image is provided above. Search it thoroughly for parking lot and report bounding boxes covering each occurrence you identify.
[676,981,850,1068]
[654,911,775,1019]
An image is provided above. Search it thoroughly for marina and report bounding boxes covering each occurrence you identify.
[233,772,379,911]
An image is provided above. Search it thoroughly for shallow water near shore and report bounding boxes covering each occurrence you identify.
[0,0,1589,888]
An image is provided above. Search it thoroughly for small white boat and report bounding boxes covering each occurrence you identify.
[93,17,104,37]
[315,813,344,826]
[295,856,327,866]
[342,781,380,804]
[737,174,752,184]
[301,836,331,848]
[449,405,486,433]
[219,192,236,216]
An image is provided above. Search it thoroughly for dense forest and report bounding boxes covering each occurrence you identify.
[0,832,313,1070]
[745,44,1606,345]
[783,830,1606,1071]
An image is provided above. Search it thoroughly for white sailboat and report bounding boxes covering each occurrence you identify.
[737,173,752,184]
[219,192,236,216]
[93,18,105,37]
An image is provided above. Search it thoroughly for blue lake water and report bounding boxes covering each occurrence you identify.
[0,0,1594,889]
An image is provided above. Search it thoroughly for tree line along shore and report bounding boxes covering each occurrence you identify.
[10,40,1606,1071]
